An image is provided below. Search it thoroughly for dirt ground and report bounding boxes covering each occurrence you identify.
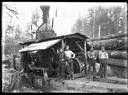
[47,75,128,93]
[2,63,128,93]
[2,56,128,93]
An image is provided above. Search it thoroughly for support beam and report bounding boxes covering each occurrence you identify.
[74,41,84,51]
[84,40,88,75]
[61,37,65,52]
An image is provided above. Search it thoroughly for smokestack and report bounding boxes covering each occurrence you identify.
[36,5,56,40]
[40,5,50,24]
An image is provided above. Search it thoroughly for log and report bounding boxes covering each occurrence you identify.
[87,36,127,50]
[87,33,127,41]
[94,50,127,59]
[106,50,127,59]
[107,58,127,68]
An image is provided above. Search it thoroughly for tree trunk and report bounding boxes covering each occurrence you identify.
[106,50,127,59]
[88,36,127,50]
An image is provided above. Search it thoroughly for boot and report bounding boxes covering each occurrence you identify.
[93,76,99,81]
[71,75,75,80]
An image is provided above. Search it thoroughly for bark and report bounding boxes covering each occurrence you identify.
[106,50,127,59]
[87,36,127,50]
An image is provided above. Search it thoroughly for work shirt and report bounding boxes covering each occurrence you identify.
[64,50,75,59]
[88,50,97,60]
[58,52,65,62]
[99,51,109,59]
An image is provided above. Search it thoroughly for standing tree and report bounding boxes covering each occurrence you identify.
[72,5,126,38]
[3,3,20,55]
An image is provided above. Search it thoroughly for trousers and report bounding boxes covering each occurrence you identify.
[66,59,74,77]
[88,59,96,78]
[67,59,74,74]
[57,61,66,78]
[99,59,107,78]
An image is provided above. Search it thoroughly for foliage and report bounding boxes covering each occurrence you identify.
[31,8,41,27]
[3,3,41,55]
[72,6,126,38]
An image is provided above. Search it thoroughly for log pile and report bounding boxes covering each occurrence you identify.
[107,50,127,59]
[87,34,127,51]
[87,33,127,67]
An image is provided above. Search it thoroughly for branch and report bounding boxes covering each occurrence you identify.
[4,4,19,18]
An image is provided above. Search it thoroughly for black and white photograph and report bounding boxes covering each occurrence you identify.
[2,2,128,93]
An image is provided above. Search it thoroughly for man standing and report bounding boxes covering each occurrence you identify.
[57,48,66,80]
[64,45,75,80]
[99,47,109,78]
[87,47,97,81]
